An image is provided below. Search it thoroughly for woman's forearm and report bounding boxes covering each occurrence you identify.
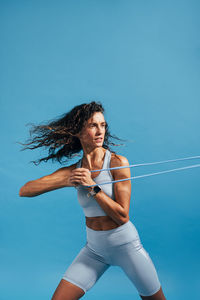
[92,190,129,225]
[19,176,67,197]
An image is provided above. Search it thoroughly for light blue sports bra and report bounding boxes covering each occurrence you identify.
[76,149,115,217]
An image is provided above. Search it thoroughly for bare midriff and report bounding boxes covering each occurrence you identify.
[85,215,121,231]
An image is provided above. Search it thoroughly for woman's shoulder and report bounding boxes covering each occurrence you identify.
[110,152,130,168]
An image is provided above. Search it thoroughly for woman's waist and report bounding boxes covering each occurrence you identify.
[85,215,121,231]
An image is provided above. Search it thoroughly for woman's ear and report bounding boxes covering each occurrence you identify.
[75,132,80,138]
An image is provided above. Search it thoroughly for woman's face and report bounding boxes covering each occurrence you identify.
[78,112,106,150]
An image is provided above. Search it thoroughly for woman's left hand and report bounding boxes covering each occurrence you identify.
[69,168,96,187]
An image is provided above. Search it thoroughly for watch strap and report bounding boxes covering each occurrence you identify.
[87,185,101,197]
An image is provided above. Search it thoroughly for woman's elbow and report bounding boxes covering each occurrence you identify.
[118,213,130,225]
[19,183,29,197]
[123,216,130,224]
[19,186,25,197]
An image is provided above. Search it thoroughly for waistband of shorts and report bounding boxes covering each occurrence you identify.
[86,220,132,235]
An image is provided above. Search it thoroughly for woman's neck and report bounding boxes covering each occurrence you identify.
[82,147,106,169]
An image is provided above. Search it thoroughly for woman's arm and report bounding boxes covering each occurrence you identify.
[92,155,131,225]
[71,155,131,225]
[19,164,77,197]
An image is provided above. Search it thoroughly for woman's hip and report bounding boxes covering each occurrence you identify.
[86,220,141,251]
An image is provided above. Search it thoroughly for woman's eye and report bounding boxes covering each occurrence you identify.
[89,124,106,128]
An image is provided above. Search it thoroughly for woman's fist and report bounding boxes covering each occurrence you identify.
[69,168,96,187]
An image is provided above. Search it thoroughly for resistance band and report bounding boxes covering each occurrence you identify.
[87,155,200,187]
[90,155,200,172]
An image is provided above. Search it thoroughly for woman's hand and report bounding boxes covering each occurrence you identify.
[69,168,96,188]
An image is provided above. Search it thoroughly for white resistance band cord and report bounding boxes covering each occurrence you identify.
[87,155,200,187]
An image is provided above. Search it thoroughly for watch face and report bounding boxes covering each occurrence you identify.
[94,185,101,193]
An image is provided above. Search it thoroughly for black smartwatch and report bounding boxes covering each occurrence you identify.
[87,185,102,197]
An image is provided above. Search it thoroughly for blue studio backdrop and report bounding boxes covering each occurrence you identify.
[0,1,200,299]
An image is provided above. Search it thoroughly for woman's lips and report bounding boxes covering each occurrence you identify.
[95,138,103,142]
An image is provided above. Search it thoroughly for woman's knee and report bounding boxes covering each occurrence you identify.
[139,286,166,300]
[51,279,85,300]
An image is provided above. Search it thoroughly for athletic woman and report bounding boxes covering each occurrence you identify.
[19,102,166,300]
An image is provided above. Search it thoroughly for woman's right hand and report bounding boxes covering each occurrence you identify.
[69,167,96,187]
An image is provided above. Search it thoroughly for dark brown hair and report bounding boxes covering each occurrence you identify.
[18,101,124,165]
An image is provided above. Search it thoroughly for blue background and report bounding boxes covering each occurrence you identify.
[1,0,200,299]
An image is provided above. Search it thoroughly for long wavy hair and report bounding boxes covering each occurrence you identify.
[18,101,125,165]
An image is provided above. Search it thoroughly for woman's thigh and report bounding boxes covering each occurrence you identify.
[111,240,161,297]
[58,244,110,296]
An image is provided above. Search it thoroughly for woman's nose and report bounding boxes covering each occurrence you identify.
[96,126,103,134]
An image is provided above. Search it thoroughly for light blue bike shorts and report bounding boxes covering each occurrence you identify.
[62,220,161,296]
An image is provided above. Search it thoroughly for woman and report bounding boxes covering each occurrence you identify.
[19,102,166,300]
